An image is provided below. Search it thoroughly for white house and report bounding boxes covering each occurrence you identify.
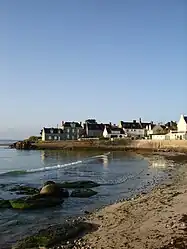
[151,134,167,140]
[177,115,187,133]
[103,126,126,139]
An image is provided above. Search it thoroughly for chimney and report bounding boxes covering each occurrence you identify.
[139,118,142,124]
[133,120,136,123]
[62,121,64,126]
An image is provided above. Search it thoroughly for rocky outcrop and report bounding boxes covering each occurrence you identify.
[10,195,64,209]
[71,188,98,198]
[59,180,100,189]
[9,141,36,150]
[9,185,40,195]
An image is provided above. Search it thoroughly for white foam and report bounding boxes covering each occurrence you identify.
[26,152,110,173]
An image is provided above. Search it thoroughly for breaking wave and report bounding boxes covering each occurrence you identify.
[0,152,110,177]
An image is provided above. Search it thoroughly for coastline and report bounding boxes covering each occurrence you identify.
[9,139,187,153]
[11,153,187,249]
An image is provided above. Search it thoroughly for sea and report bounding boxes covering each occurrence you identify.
[0,140,175,248]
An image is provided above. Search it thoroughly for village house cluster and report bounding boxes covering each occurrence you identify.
[40,115,187,142]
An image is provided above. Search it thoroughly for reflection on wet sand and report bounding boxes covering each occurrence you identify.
[146,156,172,169]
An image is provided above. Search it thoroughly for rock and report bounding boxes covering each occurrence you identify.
[9,185,40,195]
[0,199,12,208]
[40,184,69,198]
[43,180,56,186]
[12,221,95,249]
[9,195,64,209]
[10,140,36,150]
[71,189,97,198]
[59,181,100,189]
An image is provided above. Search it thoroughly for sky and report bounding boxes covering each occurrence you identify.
[0,0,186,139]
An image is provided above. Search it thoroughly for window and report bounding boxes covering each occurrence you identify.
[58,130,61,134]
[67,134,70,139]
[72,135,74,140]
[67,128,70,133]
[48,136,52,140]
[77,129,79,134]
[58,136,61,141]
[50,129,53,134]
[72,129,75,133]
[54,136,57,140]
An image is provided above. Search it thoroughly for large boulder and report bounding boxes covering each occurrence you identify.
[43,180,56,186]
[70,188,97,198]
[9,195,64,209]
[40,184,69,198]
[59,181,100,189]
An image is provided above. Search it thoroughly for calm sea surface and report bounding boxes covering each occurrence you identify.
[0,145,174,248]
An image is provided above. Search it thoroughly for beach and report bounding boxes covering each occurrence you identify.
[78,154,187,249]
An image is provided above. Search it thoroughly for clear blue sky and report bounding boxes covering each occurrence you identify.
[0,0,186,139]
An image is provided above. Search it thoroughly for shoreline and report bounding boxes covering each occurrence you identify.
[9,140,187,153]
[11,153,187,249]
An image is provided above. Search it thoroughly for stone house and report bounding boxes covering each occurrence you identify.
[84,119,105,138]
[41,128,64,141]
[119,119,154,139]
[61,121,84,140]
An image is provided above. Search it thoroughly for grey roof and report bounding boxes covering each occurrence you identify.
[121,121,154,130]
[63,122,82,128]
[121,121,142,129]
[85,123,105,131]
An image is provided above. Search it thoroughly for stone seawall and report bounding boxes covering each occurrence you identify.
[127,140,187,152]
[32,140,187,152]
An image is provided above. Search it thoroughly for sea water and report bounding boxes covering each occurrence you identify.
[0,147,174,248]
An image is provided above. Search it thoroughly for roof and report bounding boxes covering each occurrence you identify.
[85,123,106,131]
[121,121,142,129]
[63,122,82,128]
[43,128,63,134]
[106,127,125,134]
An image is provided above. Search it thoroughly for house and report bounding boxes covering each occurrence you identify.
[152,115,187,140]
[41,128,64,141]
[61,121,84,140]
[119,119,154,139]
[84,119,105,138]
[103,126,126,139]
[177,115,187,133]
[151,134,167,140]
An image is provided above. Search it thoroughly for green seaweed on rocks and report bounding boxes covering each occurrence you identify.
[9,194,64,209]
[71,188,98,198]
[12,220,97,249]
[59,180,100,189]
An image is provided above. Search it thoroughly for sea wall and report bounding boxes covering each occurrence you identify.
[32,140,187,152]
[126,140,187,152]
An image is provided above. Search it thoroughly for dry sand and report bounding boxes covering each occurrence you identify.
[80,161,187,249]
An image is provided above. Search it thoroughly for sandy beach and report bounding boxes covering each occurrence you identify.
[76,156,187,249]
